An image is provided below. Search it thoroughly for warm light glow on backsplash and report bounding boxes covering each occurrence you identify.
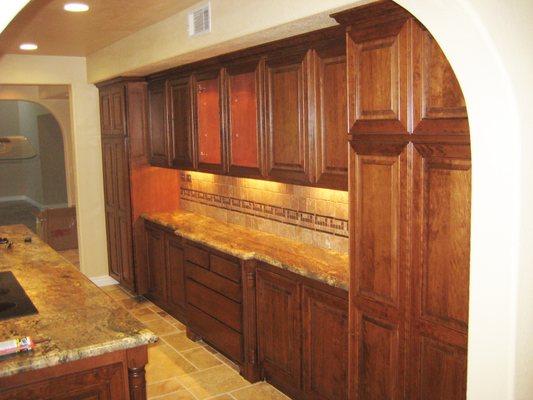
[179,171,349,253]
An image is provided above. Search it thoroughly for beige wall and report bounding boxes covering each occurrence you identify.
[2,0,533,398]
[0,55,108,279]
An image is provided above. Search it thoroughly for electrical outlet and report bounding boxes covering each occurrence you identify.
[186,173,192,182]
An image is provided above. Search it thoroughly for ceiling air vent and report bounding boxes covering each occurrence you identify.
[188,3,211,36]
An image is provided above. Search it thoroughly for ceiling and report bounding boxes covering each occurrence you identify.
[0,0,200,56]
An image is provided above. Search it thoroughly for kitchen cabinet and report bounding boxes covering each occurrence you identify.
[144,221,187,322]
[168,75,196,169]
[313,39,348,190]
[302,286,348,400]
[195,69,225,173]
[256,263,348,400]
[256,267,302,398]
[145,27,348,190]
[264,48,312,185]
[225,58,264,178]
[99,78,180,293]
[332,2,471,399]
[148,79,170,167]
[145,221,168,305]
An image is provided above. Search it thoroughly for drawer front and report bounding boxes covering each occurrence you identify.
[188,304,243,362]
[186,261,242,302]
[187,279,243,332]
[210,254,241,283]
[185,244,209,268]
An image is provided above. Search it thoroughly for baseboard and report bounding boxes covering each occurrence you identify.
[0,195,68,211]
[90,275,119,287]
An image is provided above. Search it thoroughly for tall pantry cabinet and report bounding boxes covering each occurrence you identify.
[333,2,471,399]
[98,78,180,293]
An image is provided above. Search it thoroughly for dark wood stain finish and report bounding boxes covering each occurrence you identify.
[333,2,471,399]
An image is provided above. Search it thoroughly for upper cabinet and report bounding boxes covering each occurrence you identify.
[313,39,348,190]
[194,69,225,173]
[100,84,126,136]
[147,79,170,167]
[145,27,349,190]
[168,75,196,169]
[225,58,264,178]
[412,22,468,136]
[265,49,312,185]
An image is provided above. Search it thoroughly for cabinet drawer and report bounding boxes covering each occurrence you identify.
[188,304,243,362]
[186,262,242,302]
[187,279,242,332]
[210,254,241,283]
[185,244,209,268]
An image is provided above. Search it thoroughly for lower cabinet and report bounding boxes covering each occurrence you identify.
[143,220,349,399]
[144,221,186,322]
[256,263,348,400]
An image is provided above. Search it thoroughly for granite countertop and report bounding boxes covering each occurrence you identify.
[143,210,349,290]
[0,225,157,378]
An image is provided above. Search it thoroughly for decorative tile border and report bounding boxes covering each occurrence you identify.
[180,188,349,237]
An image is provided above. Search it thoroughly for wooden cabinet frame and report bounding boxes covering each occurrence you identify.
[224,57,265,178]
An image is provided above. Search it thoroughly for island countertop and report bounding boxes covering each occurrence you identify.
[143,210,349,290]
[0,224,157,378]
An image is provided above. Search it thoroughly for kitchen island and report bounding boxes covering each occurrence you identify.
[0,224,156,399]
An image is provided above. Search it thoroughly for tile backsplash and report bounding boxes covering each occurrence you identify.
[180,172,349,254]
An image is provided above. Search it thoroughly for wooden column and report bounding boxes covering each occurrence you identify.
[333,2,471,399]
[127,346,148,400]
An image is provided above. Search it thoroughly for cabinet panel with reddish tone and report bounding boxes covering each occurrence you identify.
[145,222,168,305]
[166,234,186,320]
[195,70,224,173]
[225,59,264,177]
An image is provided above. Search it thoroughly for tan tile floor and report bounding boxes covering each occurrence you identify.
[101,284,290,400]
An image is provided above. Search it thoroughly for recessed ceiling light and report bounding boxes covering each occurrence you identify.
[64,2,90,12]
[19,43,38,51]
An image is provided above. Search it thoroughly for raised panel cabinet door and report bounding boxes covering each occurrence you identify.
[225,59,264,177]
[195,70,224,173]
[347,19,410,135]
[302,286,348,400]
[313,41,348,190]
[256,267,302,396]
[166,234,186,317]
[349,142,409,399]
[145,224,168,305]
[148,79,170,167]
[265,50,312,184]
[408,143,470,400]
[0,363,127,400]
[412,23,468,135]
[168,76,195,169]
[105,210,121,282]
[99,84,126,136]
[126,82,149,163]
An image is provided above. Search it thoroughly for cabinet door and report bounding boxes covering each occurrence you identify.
[265,50,312,184]
[101,137,133,290]
[166,234,186,319]
[148,79,170,167]
[225,59,264,177]
[313,41,348,190]
[350,142,409,400]
[100,84,126,136]
[195,70,224,173]
[408,143,470,400]
[302,286,348,400]
[168,76,195,169]
[412,23,468,136]
[145,223,168,305]
[256,267,302,397]
[347,19,410,135]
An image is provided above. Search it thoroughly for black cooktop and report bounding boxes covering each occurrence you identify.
[0,271,38,321]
